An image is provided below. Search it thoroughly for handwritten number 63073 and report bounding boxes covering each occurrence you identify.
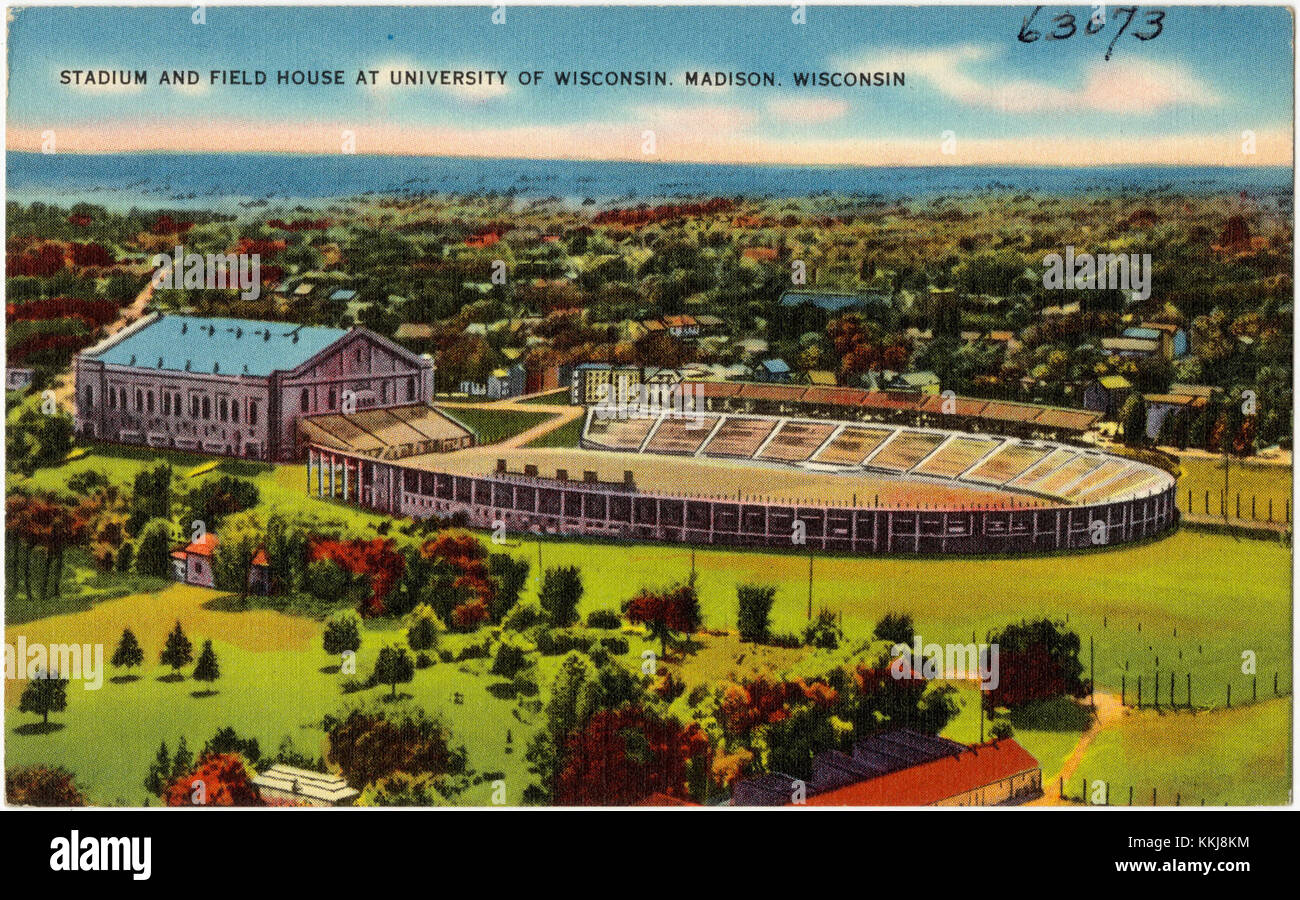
[1019,6,1166,60]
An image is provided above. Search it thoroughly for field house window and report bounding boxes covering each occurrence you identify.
[202,396,211,420]
[328,388,336,410]
[84,386,93,409]
[406,377,415,401]
[118,387,126,409]
[135,388,143,411]
[231,402,239,424]
[249,400,259,425]
[107,387,116,410]
[191,396,200,418]
[163,392,171,416]
[219,398,228,422]
[146,391,154,414]
[300,388,309,413]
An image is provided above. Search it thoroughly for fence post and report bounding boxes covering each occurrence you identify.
[1187,672,1192,708]
[1171,671,1175,710]
[1137,675,1142,708]
[1128,786,1134,806]
[1058,776,1064,800]
[1227,683,1231,708]
[1121,674,1126,706]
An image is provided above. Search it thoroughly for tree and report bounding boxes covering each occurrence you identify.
[539,566,584,627]
[18,667,68,725]
[625,579,701,658]
[554,706,709,805]
[873,611,915,646]
[5,766,87,806]
[1120,391,1149,447]
[163,753,259,806]
[736,584,777,643]
[322,609,363,659]
[193,640,221,689]
[373,645,415,698]
[110,628,145,673]
[134,518,175,578]
[159,621,194,674]
[5,394,74,477]
[487,553,530,622]
[984,619,1088,710]
[405,604,443,652]
[145,741,171,795]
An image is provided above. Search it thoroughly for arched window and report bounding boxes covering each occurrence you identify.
[202,396,211,419]
[146,391,154,413]
[107,387,116,410]
[328,388,336,410]
[301,388,310,412]
[406,377,415,401]
[231,401,239,424]
[162,392,170,416]
[219,398,228,422]
[135,388,143,411]
[249,400,259,425]
[84,386,94,410]
[191,395,200,418]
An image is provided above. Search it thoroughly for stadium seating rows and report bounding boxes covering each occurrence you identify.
[581,409,1168,505]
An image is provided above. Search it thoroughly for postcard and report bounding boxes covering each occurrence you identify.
[3,3,1293,823]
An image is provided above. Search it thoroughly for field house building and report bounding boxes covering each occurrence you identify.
[74,313,436,461]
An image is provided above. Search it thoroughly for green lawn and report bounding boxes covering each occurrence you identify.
[513,527,1292,704]
[523,415,583,448]
[435,406,555,445]
[1068,698,1292,806]
[1176,454,1292,523]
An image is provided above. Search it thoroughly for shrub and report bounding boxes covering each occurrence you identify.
[405,603,444,652]
[322,609,363,658]
[490,633,534,679]
[737,584,777,643]
[599,635,630,655]
[134,519,175,578]
[502,599,549,633]
[803,609,843,650]
[585,609,622,630]
[415,652,435,670]
[305,558,349,603]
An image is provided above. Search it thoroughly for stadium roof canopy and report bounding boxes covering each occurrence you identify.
[89,314,348,377]
[300,404,472,459]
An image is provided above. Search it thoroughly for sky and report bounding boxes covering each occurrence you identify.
[6,4,1294,166]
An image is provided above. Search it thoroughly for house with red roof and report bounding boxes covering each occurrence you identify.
[171,532,218,588]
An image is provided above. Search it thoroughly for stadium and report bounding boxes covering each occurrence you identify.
[302,383,1179,557]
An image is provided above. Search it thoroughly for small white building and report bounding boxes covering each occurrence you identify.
[252,764,359,807]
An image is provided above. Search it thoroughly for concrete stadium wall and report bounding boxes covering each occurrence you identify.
[308,448,1179,556]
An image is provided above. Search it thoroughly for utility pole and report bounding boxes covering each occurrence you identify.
[807,549,814,620]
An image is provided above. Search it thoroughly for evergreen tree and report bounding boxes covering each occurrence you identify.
[322,609,363,658]
[144,741,171,795]
[170,736,193,781]
[159,621,193,674]
[193,640,220,688]
[111,628,145,672]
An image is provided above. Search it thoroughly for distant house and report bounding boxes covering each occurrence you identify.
[805,370,838,387]
[247,548,271,595]
[488,364,526,399]
[741,247,779,263]
[756,358,792,383]
[6,368,34,391]
[891,371,941,395]
[393,323,435,343]
[571,362,643,406]
[1122,326,1174,361]
[172,533,218,588]
[252,764,359,807]
[1139,321,1188,358]
[1083,375,1132,417]
[1144,391,1207,440]
[663,315,699,339]
[328,289,358,304]
[735,337,769,356]
[778,290,862,313]
[1102,336,1159,358]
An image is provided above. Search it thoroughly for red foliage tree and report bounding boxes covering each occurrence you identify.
[554,707,708,806]
[163,753,260,807]
[625,582,700,657]
[310,537,406,616]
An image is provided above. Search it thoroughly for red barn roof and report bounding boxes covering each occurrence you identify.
[803,739,1039,806]
[183,533,219,557]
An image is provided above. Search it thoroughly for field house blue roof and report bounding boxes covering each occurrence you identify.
[89,315,348,377]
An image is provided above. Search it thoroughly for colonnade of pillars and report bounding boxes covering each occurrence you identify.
[307,446,365,504]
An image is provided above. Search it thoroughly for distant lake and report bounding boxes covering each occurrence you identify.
[7,152,1293,213]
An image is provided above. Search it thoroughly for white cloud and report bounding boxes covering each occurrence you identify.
[839,45,1220,114]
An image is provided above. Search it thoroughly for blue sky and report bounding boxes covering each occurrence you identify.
[7,5,1294,165]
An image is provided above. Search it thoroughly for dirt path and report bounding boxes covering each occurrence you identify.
[50,279,155,412]
[1028,692,1126,806]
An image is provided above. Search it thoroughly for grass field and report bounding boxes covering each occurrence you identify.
[517,527,1292,702]
[435,406,557,445]
[3,583,654,806]
[523,415,584,448]
[1066,698,1291,806]
[1175,454,1292,523]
